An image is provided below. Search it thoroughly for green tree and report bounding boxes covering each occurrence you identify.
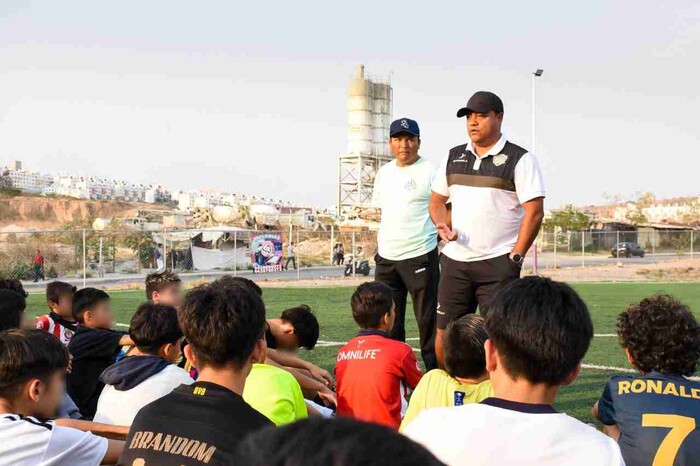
[0,170,12,189]
[542,205,591,232]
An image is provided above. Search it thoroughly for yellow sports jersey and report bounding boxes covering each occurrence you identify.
[400,369,493,432]
[243,363,308,426]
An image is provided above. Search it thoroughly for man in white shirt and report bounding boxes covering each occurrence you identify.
[93,302,193,426]
[370,118,439,370]
[0,329,122,465]
[285,242,297,270]
[404,276,625,466]
[429,91,545,368]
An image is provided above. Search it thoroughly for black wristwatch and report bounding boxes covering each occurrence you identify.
[511,253,524,264]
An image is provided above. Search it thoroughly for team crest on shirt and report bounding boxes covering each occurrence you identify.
[404,179,417,191]
[36,320,44,329]
[492,154,508,166]
[64,329,74,341]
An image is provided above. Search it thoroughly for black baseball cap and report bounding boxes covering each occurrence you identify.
[389,118,420,138]
[456,91,504,117]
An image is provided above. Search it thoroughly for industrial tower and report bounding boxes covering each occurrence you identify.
[337,65,393,214]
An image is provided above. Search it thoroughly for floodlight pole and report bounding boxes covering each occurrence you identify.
[531,69,543,274]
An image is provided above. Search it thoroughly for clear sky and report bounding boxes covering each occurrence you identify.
[1,1,698,208]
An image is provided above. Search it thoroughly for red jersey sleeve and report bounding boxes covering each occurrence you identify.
[400,347,423,390]
[35,315,50,332]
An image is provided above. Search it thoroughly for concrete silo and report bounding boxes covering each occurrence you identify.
[338,65,393,213]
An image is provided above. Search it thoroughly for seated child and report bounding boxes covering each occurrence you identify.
[36,281,78,345]
[93,303,193,426]
[145,270,183,309]
[335,281,423,429]
[405,276,624,466]
[67,288,134,419]
[593,294,700,466]
[0,329,123,465]
[265,304,319,351]
[400,314,492,431]
[213,276,335,404]
[0,289,83,420]
[243,362,308,426]
[118,282,273,465]
[0,279,28,299]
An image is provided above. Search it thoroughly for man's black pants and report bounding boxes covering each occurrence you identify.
[436,253,521,330]
[285,257,296,270]
[375,247,439,370]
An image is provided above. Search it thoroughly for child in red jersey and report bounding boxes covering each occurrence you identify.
[335,281,423,429]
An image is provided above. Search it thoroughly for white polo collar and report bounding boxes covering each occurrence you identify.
[466,134,507,159]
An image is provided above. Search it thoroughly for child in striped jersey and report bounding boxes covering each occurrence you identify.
[35,281,78,346]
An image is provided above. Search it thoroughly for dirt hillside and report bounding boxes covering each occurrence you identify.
[0,195,153,230]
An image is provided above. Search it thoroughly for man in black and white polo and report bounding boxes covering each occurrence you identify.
[429,91,545,368]
[371,118,439,370]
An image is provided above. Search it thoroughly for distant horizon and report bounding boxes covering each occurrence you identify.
[2,155,697,211]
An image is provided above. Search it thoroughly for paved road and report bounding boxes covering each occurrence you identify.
[20,252,694,292]
[529,252,694,270]
[21,265,354,292]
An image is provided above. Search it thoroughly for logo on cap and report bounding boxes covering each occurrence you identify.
[401,119,409,129]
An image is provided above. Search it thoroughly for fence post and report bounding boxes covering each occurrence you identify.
[616,230,620,259]
[581,230,585,268]
[330,224,335,266]
[296,229,300,281]
[99,236,103,278]
[82,228,87,288]
[691,230,694,260]
[652,229,656,262]
[553,230,557,268]
[352,230,356,277]
[233,230,238,277]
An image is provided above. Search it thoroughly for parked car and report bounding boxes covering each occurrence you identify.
[611,242,646,258]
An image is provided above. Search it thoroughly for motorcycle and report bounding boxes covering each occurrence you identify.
[343,254,371,277]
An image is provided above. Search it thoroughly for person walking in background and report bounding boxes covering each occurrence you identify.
[338,243,345,265]
[430,91,545,369]
[33,249,45,282]
[370,118,439,370]
[154,243,165,271]
[286,242,297,270]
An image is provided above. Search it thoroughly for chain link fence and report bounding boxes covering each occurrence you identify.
[1,228,697,286]
[534,229,699,269]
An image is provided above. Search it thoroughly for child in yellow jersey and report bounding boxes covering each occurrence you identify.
[400,314,492,431]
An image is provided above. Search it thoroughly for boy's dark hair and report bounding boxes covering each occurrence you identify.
[281,305,319,350]
[443,314,488,379]
[0,279,28,298]
[215,275,263,296]
[145,270,182,300]
[72,288,110,323]
[235,417,443,466]
[0,290,26,331]
[350,281,393,329]
[617,294,700,376]
[46,281,77,305]
[0,329,69,400]
[485,276,593,385]
[180,282,265,369]
[129,302,183,355]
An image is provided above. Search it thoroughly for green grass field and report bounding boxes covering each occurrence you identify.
[25,281,700,425]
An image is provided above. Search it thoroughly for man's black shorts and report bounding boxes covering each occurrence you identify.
[436,253,521,329]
